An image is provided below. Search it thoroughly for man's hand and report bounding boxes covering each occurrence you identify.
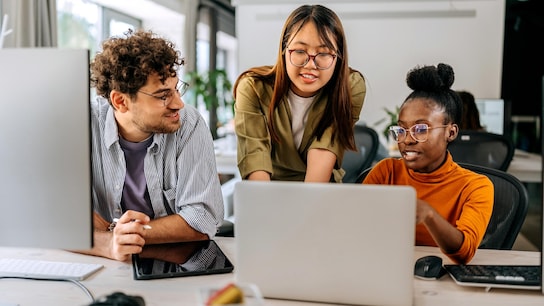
[72,210,207,261]
[108,211,151,261]
[72,210,152,262]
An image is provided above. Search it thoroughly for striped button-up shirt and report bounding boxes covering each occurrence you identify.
[90,97,223,238]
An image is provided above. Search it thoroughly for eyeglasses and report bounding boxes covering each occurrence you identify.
[389,124,449,143]
[287,49,337,70]
[138,80,189,107]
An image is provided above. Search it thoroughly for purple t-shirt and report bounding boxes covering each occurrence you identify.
[118,136,154,218]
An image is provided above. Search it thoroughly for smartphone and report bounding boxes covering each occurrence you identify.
[131,240,234,280]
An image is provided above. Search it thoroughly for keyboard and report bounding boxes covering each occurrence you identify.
[444,264,541,290]
[0,258,103,281]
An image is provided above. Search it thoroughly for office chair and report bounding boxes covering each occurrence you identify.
[341,125,380,183]
[458,163,529,250]
[448,130,515,171]
[357,163,529,250]
[355,166,373,184]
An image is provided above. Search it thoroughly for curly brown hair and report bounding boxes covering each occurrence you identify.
[90,29,184,101]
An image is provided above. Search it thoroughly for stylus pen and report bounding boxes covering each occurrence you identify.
[112,218,152,230]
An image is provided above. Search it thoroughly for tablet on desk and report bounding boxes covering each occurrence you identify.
[132,240,234,280]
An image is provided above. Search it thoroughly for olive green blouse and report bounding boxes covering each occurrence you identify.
[234,71,366,182]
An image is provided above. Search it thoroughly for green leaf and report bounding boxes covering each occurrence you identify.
[373,106,400,139]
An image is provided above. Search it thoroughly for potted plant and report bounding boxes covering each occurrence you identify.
[374,106,400,140]
[185,69,233,139]
[374,106,401,153]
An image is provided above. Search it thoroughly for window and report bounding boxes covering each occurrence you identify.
[57,0,237,131]
[194,5,237,135]
[0,8,8,48]
[57,0,142,101]
[57,0,141,56]
[57,0,100,56]
[102,7,141,39]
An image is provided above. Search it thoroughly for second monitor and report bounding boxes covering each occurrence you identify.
[0,48,92,249]
[475,98,511,136]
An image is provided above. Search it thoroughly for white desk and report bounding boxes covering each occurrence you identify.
[507,150,542,183]
[412,246,543,306]
[0,238,543,306]
[214,138,239,221]
[215,153,238,177]
[214,137,238,177]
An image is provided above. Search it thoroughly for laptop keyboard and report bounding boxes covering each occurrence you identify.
[0,258,103,281]
[444,264,541,288]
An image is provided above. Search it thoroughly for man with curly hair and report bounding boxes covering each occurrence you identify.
[73,29,224,261]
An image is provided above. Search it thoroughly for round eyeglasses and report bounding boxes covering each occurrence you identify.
[287,49,337,70]
[138,80,189,107]
[389,124,449,143]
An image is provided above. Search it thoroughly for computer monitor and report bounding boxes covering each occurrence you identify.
[475,98,511,136]
[0,48,92,249]
[541,74,544,294]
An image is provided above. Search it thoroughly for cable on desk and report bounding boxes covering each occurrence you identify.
[0,277,95,303]
[66,279,96,301]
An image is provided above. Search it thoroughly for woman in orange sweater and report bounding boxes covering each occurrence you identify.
[363,63,493,264]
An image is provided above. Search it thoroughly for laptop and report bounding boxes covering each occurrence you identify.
[234,181,416,306]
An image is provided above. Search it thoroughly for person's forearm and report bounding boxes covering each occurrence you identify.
[143,214,208,244]
[69,230,121,261]
[247,170,271,181]
[305,148,336,182]
[69,213,208,261]
[424,211,464,253]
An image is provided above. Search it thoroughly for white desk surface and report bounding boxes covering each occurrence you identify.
[507,150,542,183]
[214,138,238,176]
[0,238,543,306]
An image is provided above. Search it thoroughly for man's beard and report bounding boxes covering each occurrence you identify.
[132,115,181,134]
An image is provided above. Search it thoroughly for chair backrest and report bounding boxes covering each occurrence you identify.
[448,130,515,171]
[358,163,529,250]
[458,163,529,250]
[355,166,373,184]
[341,125,380,183]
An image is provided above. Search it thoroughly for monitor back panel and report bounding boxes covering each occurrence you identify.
[0,49,92,249]
[234,181,416,306]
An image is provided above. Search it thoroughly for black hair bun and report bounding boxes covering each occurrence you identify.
[406,63,454,92]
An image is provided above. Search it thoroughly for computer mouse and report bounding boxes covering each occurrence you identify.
[414,255,446,280]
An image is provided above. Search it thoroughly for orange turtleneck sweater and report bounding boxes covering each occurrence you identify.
[363,153,493,264]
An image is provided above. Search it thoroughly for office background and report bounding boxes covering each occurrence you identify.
[0,0,542,248]
[1,0,542,150]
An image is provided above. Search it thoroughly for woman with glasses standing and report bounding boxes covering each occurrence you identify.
[363,63,493,264]
[233,4,366,182]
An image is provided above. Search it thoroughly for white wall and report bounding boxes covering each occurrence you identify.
[233,0,505,141]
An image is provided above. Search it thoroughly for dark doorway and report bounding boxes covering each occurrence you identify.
[502,0,544,153]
